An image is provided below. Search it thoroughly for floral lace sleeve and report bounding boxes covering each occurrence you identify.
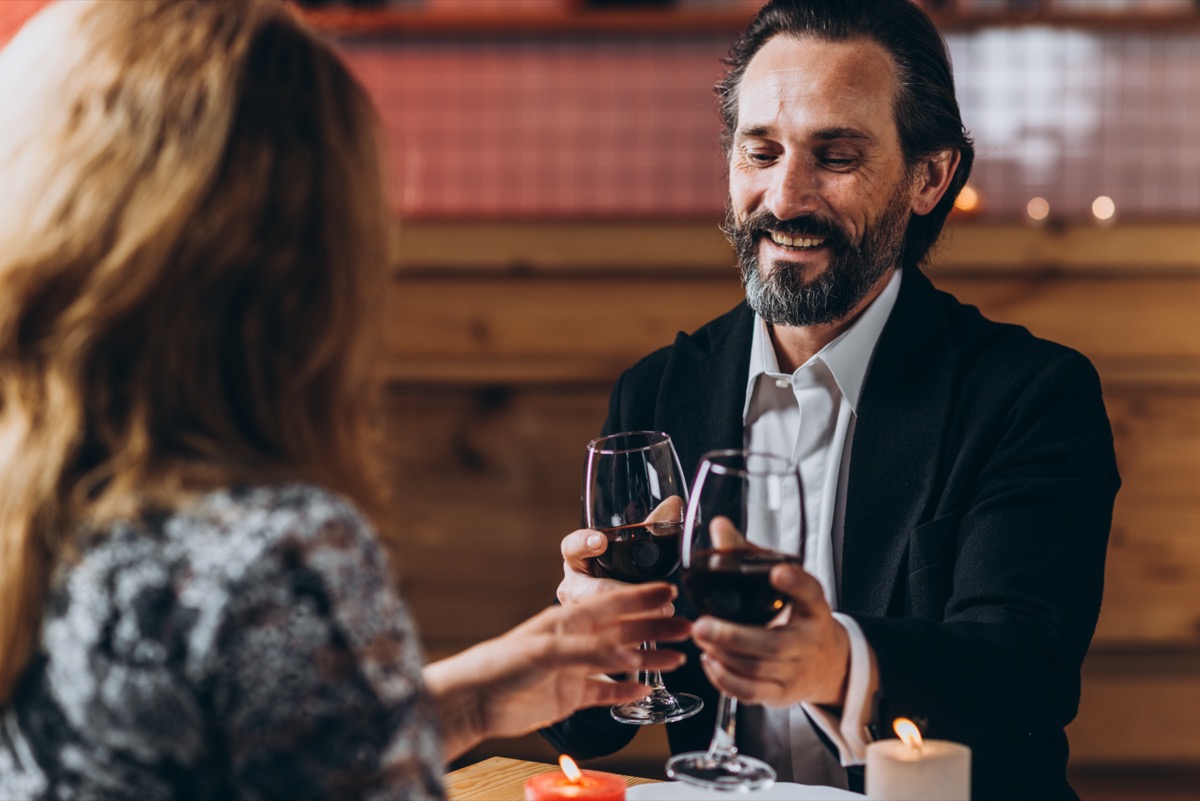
[207,489,445,801]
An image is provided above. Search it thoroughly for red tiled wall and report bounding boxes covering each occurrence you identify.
[341,28,1200,223]
[344,37,732,220]
[6,2,1198,223]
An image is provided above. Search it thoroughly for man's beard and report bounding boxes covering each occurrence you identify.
[726,183,911,328]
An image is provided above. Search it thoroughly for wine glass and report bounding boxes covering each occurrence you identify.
[583,431,704,725]
[666,449,805,792]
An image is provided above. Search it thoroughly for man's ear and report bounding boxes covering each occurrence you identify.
[910,148,961,216]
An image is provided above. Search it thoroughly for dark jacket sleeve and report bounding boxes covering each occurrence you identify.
[855,347,1119,800]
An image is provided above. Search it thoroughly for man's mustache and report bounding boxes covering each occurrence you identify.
[730,210,852,249]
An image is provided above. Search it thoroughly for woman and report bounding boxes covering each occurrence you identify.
[0,2,688,799]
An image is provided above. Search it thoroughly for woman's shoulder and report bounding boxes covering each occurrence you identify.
[149,482,387,591]
[32,484,439,799]
[181,482,378,552]
[55,481,409,686]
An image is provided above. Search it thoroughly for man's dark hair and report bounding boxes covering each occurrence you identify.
[716,0,975,270]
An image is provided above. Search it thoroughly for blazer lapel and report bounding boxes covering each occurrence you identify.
[840,270,957,616]
[657,304,755,482]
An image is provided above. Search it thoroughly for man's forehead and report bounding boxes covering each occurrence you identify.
[736,36,898,127]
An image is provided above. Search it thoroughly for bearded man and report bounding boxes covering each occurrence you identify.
[545,2,1120,800]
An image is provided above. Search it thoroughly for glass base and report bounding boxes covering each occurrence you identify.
[665,750,776,792]
[610,692,703,726]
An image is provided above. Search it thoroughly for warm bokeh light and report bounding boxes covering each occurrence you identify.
[954,183,980,213]
[1092,195,1117,222]
[1026,196,1051,222]
[893,717,924,750]
[559,754,583,783]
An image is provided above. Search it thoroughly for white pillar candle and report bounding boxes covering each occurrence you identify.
[866,737,971,801]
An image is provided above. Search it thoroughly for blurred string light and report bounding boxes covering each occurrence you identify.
[1026,196,1050,224]
[1092,195,1117,224]
[954,183,981,214]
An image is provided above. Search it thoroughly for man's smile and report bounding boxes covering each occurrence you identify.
[766,231,827,250]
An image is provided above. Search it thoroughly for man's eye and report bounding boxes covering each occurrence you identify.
[820,155,858,169]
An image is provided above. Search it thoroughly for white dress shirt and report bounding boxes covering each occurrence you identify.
[738,268,902,785]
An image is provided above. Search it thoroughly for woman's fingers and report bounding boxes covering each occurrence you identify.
[537,632,687,675]
[612,615,691,647]
[555,582,679,633]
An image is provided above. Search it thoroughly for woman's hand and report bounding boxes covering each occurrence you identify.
[424,582,690,761]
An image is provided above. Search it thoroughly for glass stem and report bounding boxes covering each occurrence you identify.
[707,693,739,760]
[640,640,670,698]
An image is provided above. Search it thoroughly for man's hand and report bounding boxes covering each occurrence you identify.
[556,527,628,605]
[691,562,850,708]
[557,495,684,609]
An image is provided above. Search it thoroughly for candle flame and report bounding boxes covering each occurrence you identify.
[559,754,583,783]
[893,717,923,750]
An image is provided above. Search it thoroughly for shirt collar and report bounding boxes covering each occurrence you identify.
[743,268,903,419]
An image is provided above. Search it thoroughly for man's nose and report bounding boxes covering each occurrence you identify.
[764,156,820,222]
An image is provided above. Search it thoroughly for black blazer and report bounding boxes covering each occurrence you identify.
[543,269,1120,801]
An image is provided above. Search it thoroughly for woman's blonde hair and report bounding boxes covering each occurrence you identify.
[0,0,390,701]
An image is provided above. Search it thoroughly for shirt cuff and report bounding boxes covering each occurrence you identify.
[800,612,878,767]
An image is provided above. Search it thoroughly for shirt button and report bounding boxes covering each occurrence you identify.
[775,378,790,389]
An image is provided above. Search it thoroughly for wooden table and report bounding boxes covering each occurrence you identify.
[445,756,661,801]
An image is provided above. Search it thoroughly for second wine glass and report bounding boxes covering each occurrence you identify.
[583,431,703,725]
[666,449,805,792]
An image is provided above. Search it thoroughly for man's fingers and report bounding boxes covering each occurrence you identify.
[769,563,827,616]
[556,571,626,607]
[645,495,685,524]
[691,615,780,659]
[557,529,627,606]
[561,528,607,571]
[708,516,749,550]
[700,654,784,706]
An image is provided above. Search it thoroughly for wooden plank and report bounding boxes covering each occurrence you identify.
[1092,389,1200,648]
[391,221,736,274]
[377,385,608,655]
[389,222,1200,274]
[383,273,1200,384]
[1069,651,1200,764]
[383,275,741,383]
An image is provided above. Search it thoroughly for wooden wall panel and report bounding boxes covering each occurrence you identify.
[378,385,609,659]
[1098,389,1200,647]
[1069,651,1200,764]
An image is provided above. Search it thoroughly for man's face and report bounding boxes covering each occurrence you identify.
[727,35,917,328]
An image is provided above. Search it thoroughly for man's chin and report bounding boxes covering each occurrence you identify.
[758,253,831,288]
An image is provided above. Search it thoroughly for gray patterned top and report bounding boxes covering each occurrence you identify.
[0,483,445,801]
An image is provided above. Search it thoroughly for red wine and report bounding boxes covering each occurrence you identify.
[682,548,801,624]
[592,521,682,583]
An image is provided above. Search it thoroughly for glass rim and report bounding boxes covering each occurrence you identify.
[586,430,672,455]
[698,448,797,477]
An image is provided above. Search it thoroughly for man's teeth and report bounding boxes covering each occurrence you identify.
[769,232,825,248]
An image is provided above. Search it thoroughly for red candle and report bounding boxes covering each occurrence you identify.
[524,755,626,801]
